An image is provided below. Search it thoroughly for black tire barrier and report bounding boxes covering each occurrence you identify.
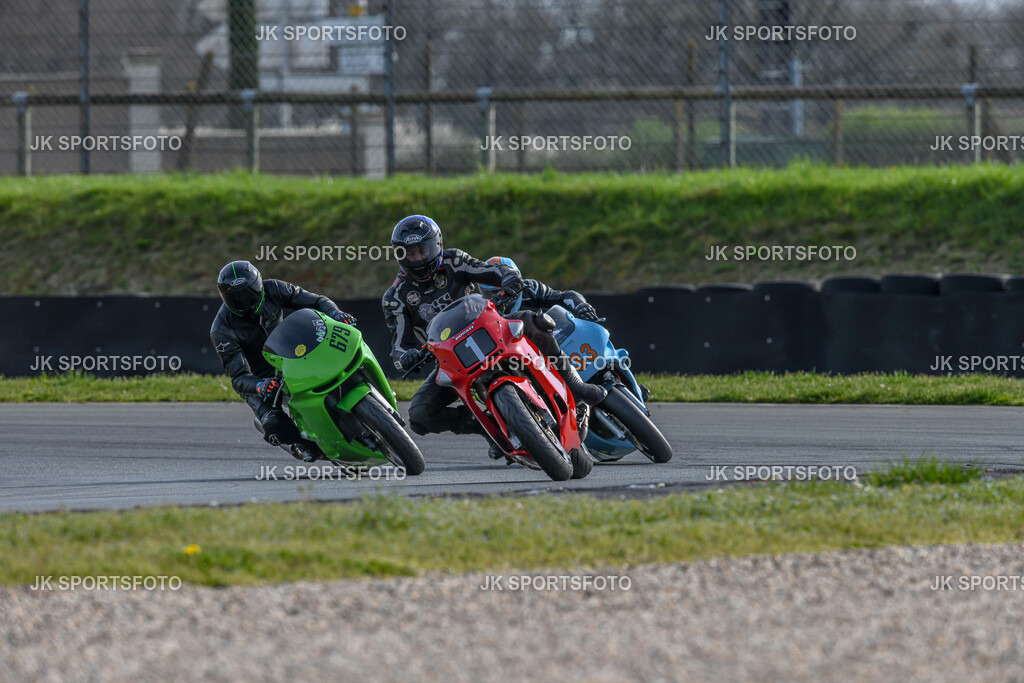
[6,273,1024,378]
[821,276,880,295]
[635,285,697,298]
[879,274,940,296]
[752,281,819,296]
[1006,276,1024,295]
[695,283,753,303]
[751,281,824,372]
[939,273,1007,294]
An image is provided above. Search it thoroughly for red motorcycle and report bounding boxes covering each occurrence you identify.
[414,293,593,481]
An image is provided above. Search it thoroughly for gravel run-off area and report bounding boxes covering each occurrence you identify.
[3,542,1024,682]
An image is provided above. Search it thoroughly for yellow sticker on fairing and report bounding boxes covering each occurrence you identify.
[294,344,307,357]
[440,328,451,341]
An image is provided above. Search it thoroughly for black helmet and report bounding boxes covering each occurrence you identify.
[217,260,264,316]
[391,215,443,281]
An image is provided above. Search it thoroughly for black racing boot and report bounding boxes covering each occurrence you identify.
[576,402,591,441]
[289,440,323,463]
[557,353,607,406]
[487,441,505,460]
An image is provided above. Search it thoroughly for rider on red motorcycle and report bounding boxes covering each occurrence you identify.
[381,216,605,457]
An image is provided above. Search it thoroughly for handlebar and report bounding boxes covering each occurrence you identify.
[400,348,436,380]
[271,371,285,409]
[492,288,521,314]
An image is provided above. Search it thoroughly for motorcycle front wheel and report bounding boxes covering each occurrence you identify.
[492,384,573,481]
[352,395,426,475]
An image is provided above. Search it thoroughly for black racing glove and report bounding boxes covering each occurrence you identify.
[329,309,357,325]
[399,348,426,372]
[500,271,525,297]
[256,377,281,401]
[574,302,600,322]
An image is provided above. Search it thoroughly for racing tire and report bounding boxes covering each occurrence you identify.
[570,446,593,479]
[599,387,673,463]
[352,395,426,476]
[492,384,573,481]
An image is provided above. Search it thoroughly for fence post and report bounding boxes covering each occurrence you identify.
[962,83,979,164]
[383,0,396,176]
[832,100,844,166]
[686,41,697,170]
[14,92,31,176]
[727,99,736,167]
[78,0,90,174]
[673,99,683,172]
[177,50,214,171]
[973,99,982,165]
[717,0,731,168]
[425,40,435,175]
[349,85,361,177]
[478,87,496,173]
[241,89,259,172]
[516,101,526,173]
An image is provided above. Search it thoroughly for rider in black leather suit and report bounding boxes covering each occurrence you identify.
[380,216,605,446]
[210,260,357,462]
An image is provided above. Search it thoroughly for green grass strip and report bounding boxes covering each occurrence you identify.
[2,476,1022,586]
[3,164,1024,297]
[2,371,1023,405]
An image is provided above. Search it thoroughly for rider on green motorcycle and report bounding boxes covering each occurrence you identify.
[210,260,357,462]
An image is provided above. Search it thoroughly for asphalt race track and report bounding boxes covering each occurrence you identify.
[2,402,1023,512]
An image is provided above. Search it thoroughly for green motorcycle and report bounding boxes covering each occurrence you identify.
[261,308,425,475]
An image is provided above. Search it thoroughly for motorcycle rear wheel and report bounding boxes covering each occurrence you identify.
[599,387,673,463]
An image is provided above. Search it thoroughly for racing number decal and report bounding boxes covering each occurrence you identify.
[329,325,351,352]
[570,344,599,370]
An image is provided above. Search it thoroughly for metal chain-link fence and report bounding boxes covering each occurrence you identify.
[2,0,1022,176]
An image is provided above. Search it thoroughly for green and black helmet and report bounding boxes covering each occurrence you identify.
[217,260,264,316]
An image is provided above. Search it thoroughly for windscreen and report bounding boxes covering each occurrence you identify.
[263,309,328,359]
[426,294,489,343]
[546,305,576,346]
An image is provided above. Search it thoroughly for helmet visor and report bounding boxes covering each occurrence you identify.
[396,233,442,279]
[221,285,262,315]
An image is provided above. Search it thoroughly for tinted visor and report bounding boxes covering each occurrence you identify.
[396,234,441,279]
[221,284,262,315]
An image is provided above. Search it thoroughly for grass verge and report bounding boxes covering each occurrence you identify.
[2,371,1023,405]
[3,164,1024,297]
[2,476,1022,586]
[866,457,983,487]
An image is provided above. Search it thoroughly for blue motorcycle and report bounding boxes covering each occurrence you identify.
[548,305,673,463]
